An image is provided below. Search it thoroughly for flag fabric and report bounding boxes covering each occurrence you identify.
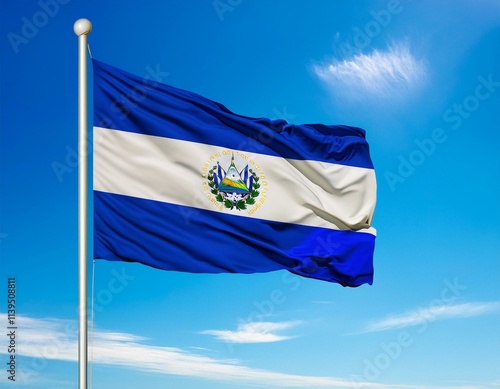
[92,59,377,287]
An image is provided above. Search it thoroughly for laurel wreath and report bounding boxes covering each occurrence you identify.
[207,165,260,210]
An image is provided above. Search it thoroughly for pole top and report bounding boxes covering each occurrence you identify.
[74,19,92,36]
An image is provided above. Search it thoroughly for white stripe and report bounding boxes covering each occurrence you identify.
[94,127,376,234]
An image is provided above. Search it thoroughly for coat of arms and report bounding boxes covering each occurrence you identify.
[206,154,261,211]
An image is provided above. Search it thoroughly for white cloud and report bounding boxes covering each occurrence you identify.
[1,314,492,388]
[362,301,500,333]
[201,320,301,343]
[0,314,400,388]
[312,42,427,100]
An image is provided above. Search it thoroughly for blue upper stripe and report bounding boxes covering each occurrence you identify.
[93,59,374,169]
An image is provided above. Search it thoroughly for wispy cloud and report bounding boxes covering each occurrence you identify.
[361,301,500,333]
[1,314,492,388]
[0,314,405,388]
[312,42,427,100]
[201,320,301,343]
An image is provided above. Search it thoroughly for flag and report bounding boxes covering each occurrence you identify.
[92,59,377,287]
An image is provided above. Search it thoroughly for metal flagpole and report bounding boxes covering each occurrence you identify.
[73,18,92,389]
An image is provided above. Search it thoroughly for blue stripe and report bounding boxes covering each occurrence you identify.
[93,59,374,169]
[94,191,374,287]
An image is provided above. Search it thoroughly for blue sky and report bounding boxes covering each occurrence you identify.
[1,0,500,388]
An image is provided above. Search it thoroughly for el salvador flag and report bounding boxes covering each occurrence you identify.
[93,59,377,287]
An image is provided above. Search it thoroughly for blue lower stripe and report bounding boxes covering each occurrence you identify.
[94,191,375,286]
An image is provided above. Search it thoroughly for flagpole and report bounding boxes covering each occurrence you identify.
[74,18,92,389]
